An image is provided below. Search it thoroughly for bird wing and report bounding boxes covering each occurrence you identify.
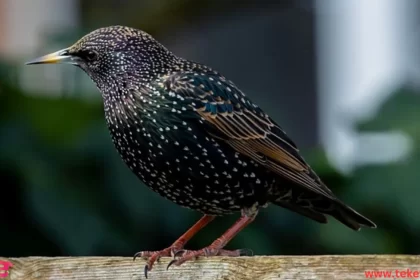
[160,71,335,199]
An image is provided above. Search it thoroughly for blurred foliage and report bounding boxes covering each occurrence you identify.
[1,50,419,259]
[79,0,298,37]
[310,88,420,254]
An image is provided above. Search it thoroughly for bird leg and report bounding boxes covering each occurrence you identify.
[167,210,257,269]
[134,214,215,277]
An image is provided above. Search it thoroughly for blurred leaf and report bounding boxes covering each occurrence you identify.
[357,88,420,141]
[0,81,103,147]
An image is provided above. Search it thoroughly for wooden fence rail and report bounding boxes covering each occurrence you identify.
[1,255,420,280]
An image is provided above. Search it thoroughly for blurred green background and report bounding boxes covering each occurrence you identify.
[1,0,419,259]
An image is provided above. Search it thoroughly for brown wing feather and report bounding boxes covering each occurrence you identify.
[196,101,337,198]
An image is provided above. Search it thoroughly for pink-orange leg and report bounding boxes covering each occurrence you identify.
[167,211,257,269]
[134,214,215,278]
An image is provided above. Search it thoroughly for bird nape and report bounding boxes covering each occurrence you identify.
[26,25,376,278]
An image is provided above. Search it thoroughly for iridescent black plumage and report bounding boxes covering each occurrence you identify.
[27,25,376,275]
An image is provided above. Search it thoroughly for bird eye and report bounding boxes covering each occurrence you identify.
[80,50,98,61]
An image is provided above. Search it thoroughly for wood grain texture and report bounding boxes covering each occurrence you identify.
[1,255,420,280]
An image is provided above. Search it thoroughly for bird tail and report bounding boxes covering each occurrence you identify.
[273,197,376,231]
[328,200,377,231]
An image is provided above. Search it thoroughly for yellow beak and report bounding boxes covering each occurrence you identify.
[25,48,74,65]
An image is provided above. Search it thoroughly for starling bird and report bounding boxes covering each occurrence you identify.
[26,26,376,277]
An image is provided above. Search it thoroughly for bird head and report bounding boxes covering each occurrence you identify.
[26,26,179,89]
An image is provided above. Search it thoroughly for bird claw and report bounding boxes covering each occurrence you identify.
[166,259,178,270]
[134,246,183,278]
[144,264,149,279]
[172,249,187,258]
[133,251,146,261]
[238,248,254,256]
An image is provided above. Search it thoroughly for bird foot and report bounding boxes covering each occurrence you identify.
[133,245,184,278]
[166,247,253,270]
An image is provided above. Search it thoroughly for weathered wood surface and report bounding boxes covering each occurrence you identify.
[1,255,420,280]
